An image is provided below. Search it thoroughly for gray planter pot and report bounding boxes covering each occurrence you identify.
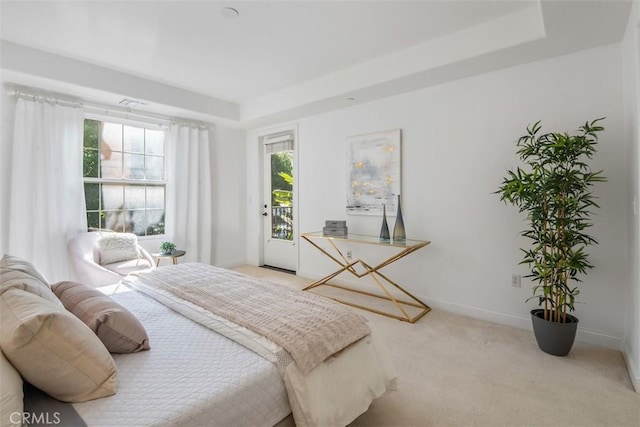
[531,309,578,356]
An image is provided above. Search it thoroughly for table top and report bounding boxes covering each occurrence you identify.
[301,232,430,248]
[152,250,186,258]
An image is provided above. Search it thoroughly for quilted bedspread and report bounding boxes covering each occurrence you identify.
[131,263,371,374]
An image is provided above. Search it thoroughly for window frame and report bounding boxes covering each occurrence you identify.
[82,114,168,239]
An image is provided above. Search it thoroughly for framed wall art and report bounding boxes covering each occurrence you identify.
[346,129,401,215]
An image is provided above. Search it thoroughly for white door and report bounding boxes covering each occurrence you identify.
[262,133,297,271]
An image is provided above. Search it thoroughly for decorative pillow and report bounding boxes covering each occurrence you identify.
[0,255,63,308]
[0,288,117,402]
[0,255,49,285]
[0,351,22,427]
[98,233,141,265]
[52,281,150,354]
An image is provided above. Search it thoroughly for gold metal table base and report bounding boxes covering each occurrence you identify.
[301,232,431,323]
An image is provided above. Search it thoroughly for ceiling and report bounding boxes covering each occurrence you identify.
[0,1,633,127]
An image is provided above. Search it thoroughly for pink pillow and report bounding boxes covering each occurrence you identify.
[52,281,150,354]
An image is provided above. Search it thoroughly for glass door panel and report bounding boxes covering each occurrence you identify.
[270,151,294,241]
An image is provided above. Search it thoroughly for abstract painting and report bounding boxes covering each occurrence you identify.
[346,129,401,215]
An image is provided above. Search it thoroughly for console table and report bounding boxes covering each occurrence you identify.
[301,232,431,323]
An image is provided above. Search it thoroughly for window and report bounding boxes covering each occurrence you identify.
[82,118,165,236]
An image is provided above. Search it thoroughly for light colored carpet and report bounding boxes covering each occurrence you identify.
[233,265,640,427]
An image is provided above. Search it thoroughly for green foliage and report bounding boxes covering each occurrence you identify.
[497,118,606,323]
[269,154,294,240]
[273,172,293,206]
[83,119,100,178]
[271,153,293,206]
[83,120,102,230]
[160,241,176,254]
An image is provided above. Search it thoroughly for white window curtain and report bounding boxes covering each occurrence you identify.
[5,96,86,281]
[165,124,213,264]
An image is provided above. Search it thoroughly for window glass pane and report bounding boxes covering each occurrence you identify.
[128,210,146,236]
[101,151,123,178]
[102,184,123,210]
[84,183,100,211]
[83,149,99,178]
[86,211,100,230]
[123,153,145,179]
[146,186,164,209]
[83,119,166,237]
[145,130,164,155]
[145,155,164,180]
[102,123,123,152]
[103,210,131,233]
[124,185,145,210]
[146,209,165,236]
[84,119,100,150]
[124,125,144,154]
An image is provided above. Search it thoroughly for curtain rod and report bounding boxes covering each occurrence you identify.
[6,86,215,130]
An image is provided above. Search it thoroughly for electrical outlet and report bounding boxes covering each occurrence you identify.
[511,274,521,288]
[347,250,353,260]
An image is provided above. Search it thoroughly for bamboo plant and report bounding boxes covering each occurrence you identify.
[497,119,606,323]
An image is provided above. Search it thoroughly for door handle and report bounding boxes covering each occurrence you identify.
[262,212,268,217]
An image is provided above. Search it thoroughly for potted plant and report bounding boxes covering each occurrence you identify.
[496,118,606,356]
[160,241,176,255]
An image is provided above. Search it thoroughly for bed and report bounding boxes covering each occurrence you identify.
[22,263,397,427]
[68,283,292,426]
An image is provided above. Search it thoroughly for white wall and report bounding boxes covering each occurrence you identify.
[623,0,640,392]
[247,43,629,350]
[211,125,247,267]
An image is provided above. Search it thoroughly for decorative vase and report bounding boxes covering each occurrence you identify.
[393,194,405,241]
[380,204,390,242]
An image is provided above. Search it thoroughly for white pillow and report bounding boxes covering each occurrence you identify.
[98,233,141,265]
[0,351,22,427]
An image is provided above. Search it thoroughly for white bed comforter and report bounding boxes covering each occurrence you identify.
[72,284,291,427]
[123,265,397,427]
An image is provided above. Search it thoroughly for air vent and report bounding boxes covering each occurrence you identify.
[221,7,239,18]
[119,99,147,107]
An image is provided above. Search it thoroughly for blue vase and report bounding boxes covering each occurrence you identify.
[393,195,405,241]
[380,204,390,242]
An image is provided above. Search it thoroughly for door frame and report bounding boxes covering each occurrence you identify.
[256,123,299,272]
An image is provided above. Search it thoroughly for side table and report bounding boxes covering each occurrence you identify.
[152,250,186,267]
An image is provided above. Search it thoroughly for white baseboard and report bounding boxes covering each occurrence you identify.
[425,297,531,329]
[421,297,622,350]
[296,269,623,351]
[623,342,640,393]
